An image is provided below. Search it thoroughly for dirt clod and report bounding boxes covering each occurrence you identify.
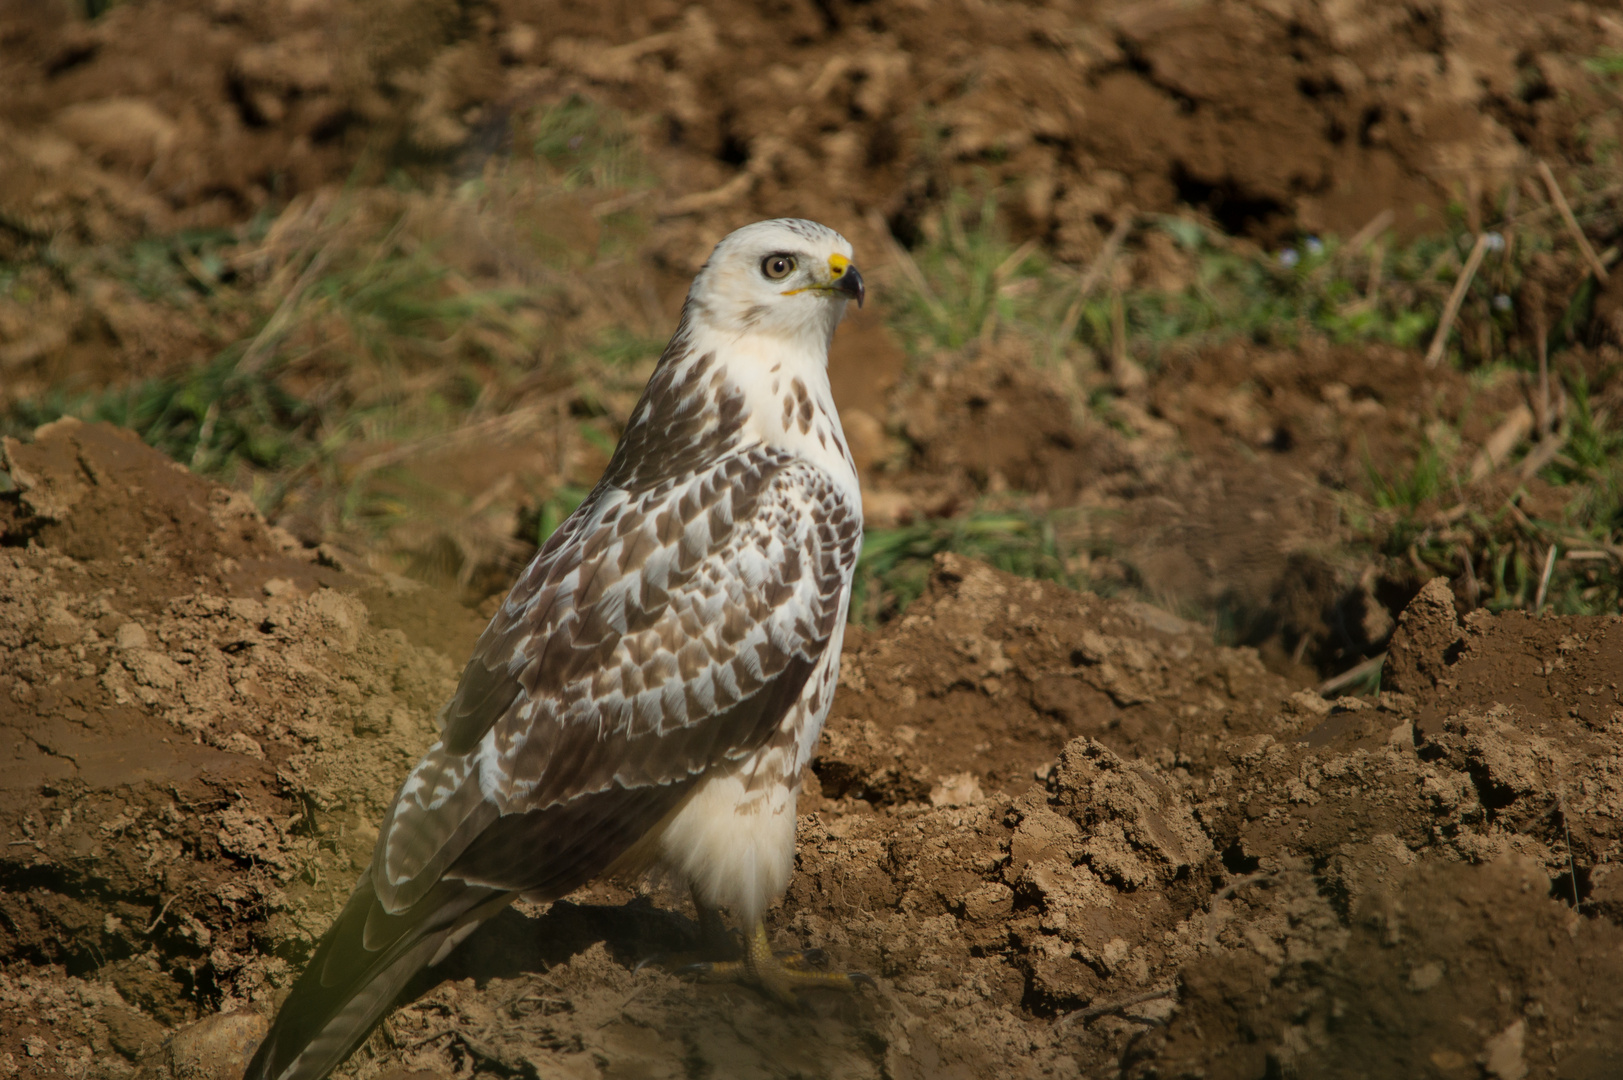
[166,1011,269,1080]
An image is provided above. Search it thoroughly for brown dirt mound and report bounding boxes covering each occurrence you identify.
[0,419,479,1071]
[4,424,1623,1079]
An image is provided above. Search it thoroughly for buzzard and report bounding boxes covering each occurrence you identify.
[246,218,867,1080]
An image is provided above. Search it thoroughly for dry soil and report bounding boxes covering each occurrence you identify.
[2,418,1622,1079]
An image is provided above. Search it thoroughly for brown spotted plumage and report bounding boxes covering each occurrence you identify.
[246,219,867,1080]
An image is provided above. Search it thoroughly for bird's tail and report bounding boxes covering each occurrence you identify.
[243,874,511,1080]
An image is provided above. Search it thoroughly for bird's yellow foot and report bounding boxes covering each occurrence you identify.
[633,896,741,973]
[679,920,874,1005]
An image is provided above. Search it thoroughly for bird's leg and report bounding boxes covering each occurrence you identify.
[693,891,736,956]
[641,897,872,1000]
[684,918,874,1004]
[634,890,737,973]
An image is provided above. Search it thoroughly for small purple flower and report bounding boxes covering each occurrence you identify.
[1304,236,1324,256]
[1493,293,1512,311]
[1279,248,1301,269]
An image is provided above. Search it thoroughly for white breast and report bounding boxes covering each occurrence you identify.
[708,326,862,507]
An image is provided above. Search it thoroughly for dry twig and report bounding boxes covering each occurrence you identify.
[1534,543,1558,613]
[1558,788,1582,910]
[1536,330,1553,437]
[348,396,568,477]
[1055,213,1134,347]
[238,243,335,377]
[190,401,220,471]
[1317,653,1386,697]
[1109,287,1145,392]
[978,239,1040,345]
[1424,232,1491,368]
[1457,545,1481,608]
[1345,208,1395,252]
[1055,985,1177,1028]
[1210,872,1276,904]
[1519,433,1568,480]
[1537,161,1610,282]
[1468,404,1533,483]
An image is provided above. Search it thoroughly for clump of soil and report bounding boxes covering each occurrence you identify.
[818,550,1295,799]
[4,423,1623,1079]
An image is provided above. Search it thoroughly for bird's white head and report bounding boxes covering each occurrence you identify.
[686,218,864,350]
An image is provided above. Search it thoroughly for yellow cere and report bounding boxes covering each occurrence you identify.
[782,253,853,296]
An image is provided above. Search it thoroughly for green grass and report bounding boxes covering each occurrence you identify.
[529,96,655,193]
[1583,52,1623,77]
[884,195,1554,372]
[5,218,534,514]
[589,326,668,368]
[1525,371,1623,613]
[9,346,312,475]
[885,191,1056,353]
[849,507,1089,625]
[1106,223,1451,350]
[1366,437,1450,518]
[869,180,1623,625]
[1352,366,1623,616]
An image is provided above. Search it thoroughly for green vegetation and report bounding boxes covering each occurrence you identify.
[1582,52,1623,77]
[534,483,590,544]
[529,96,656,194]
[2,100,662,560]
[887,194,1547,367]
[5,209,543,528]
[849,507,1090,626]
[1365,437,1449,517]
[885,192,1055,353]
[10,345,311,475]
[1350,363,1623,616]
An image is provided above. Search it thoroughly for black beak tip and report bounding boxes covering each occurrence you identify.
[836,266,866,308]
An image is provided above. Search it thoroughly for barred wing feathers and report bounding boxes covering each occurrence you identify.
[245,445,859,1080]
[382,446,859,902]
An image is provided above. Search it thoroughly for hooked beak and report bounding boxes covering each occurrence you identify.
[832,263,865,308]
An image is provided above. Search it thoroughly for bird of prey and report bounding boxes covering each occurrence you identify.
[245,218,868,1080]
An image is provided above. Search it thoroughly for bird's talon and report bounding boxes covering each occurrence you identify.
[655,922,869,1000]
[778,947,828,971]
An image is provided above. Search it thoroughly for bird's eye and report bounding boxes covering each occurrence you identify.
[761,254,796,280]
